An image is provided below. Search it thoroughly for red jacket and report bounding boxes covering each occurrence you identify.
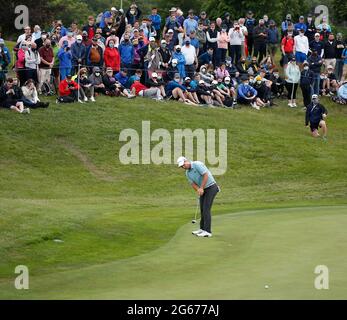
[131,81,148,95]
[59,79,79,96]
[104,47,121,72]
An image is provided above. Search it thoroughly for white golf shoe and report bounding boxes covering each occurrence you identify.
[192,229,203,235]
[196,231,212,238]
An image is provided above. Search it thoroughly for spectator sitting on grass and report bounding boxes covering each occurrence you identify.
[57,74,83,103]
[147,72,166,98]
[0,78,29,113]
[21,79,49,108]
[74,68,95,102]
[332,81,347,104]
[103,67,135,98]
[89,67,107,96]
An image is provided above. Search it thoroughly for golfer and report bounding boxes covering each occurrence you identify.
[177,156,219,238]
[305,94,328,140]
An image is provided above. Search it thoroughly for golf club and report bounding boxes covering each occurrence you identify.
[192,197,199,224]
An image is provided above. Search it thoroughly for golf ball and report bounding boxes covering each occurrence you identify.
[265,285,269,289]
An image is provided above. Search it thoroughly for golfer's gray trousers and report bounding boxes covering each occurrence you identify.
[199,184,219,233]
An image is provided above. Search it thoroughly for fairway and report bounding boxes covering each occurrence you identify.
[1,206,346,299]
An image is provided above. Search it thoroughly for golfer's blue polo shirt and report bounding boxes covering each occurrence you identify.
[185,161,216,189]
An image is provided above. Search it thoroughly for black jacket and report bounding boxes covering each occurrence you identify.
[305,103,328,125]
[300,69,314,86]
[308,55,323,74]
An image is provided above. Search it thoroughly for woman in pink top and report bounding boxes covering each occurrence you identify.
[216,27,229,67]
[15,42,27,86]
[215,62,230,80]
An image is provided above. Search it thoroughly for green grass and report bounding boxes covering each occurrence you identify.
[1,206,346,299]
[0,94,347,299]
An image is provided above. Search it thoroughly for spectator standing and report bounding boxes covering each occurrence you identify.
[294,29,309,66]
[285,57,301,107]
[38,39,54,93]
[228,23,242,65]
[253,19,268,63]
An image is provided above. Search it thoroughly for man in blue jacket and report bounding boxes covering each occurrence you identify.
[305,94,328,140]
[149,8,162,40]
[71,35,86,74]
[237,76,259,109]
[119,34,134,69]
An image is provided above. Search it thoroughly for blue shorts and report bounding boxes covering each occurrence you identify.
[295,52,307,63]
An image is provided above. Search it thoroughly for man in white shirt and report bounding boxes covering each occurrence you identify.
[17,26,31,44]
[181,38,197,78]
[228,22,243,64]
[294,29,309,66]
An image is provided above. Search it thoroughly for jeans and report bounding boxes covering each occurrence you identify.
[312,72,321,95]
[229,45,241,65]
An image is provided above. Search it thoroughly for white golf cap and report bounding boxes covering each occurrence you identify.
[212,80,218,85]
[199,80,205,84]
[315,33,320,37]
[168,29,174,33]
[149,36,155,42]
[184,77,191,81]
[312,94,318,99]
[225,76,231,81]
[175,45,181,49]
[152,72,158,78]
[111,7,117,11]
[177,156,187,167]
[172,58,178,64]
[161,39,166,44]
[76,35,82,40]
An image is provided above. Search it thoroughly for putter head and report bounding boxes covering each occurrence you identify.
[192,219,197,224]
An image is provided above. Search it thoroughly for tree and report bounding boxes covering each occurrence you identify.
[332,0,347,24]
[202,0,308,24]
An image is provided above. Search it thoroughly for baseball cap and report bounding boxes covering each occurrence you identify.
[199,80,205,84]
[169,7,177,12]
[106,67,113,72]
[177,156,187,167]
[312,94,318,99]
[168,29,174,33]
[152,72,158,78]
[161,39,166,44]
[149,36,155,42]
[184,77,191,81]
[212,80,218,85]
[315,33,320,37]
[111,7,117,11]
[76,35,82,40]
[175,45,181,49]
[327,65,334,69]
[224,76,231,81]
[172,59,178,64]
[299,15,304,19]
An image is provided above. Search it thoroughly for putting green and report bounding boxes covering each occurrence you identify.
[1,206,346,299]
